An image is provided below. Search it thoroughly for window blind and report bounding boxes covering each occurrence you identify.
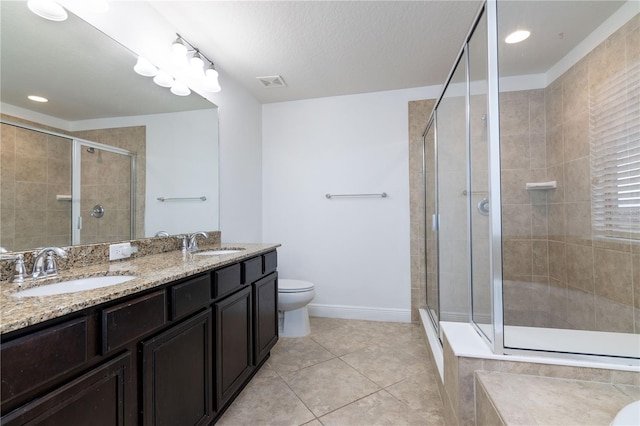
[590,60,640,240]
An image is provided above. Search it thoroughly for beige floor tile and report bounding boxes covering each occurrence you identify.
[340,344,431,387]
[268,337,336,374]
[310,321,391,356]
[309,316,348,333]
[385,371,444,419]
[281,357,380,417]
[319,389,436,426]
[217,375,315,426]
[254,361,281,381]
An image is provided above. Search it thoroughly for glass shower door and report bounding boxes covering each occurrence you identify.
[468,12,494,343]
[436,53,470,323]
[72,141,135,245]
[424,118,439,328]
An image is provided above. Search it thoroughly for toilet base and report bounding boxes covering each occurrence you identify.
[279,306,311,337]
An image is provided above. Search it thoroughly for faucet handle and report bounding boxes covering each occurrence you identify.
[12,254,26,283]
[44,251,59,276]
[176,235,188,251]
[0,253,26,283]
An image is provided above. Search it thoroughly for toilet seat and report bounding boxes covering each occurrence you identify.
[278,279,315,293]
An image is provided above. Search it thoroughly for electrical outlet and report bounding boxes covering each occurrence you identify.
[109,242,131,261]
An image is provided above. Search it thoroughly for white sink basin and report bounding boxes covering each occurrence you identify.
[194,249,244,256]
[12,275,137,297]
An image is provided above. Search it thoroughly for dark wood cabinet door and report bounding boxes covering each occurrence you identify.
[214,286,253,409]
[141,309,213,426]
[253,272,278,365]
[1,352,131,426]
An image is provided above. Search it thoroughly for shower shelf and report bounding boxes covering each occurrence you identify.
[525,181,557,190]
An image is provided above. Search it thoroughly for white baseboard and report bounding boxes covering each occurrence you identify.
[308,303,411,323]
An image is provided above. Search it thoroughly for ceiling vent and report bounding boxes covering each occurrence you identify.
[257,75,287,88]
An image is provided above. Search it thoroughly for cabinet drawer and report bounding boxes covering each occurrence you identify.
[213,263,241,299]
[102,290,166,354]
[263,251,277,275]
[1,317,88,406]
[170,274,211,320]
[242,256,263,284]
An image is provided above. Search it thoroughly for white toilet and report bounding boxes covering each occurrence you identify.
[278,279,315,337]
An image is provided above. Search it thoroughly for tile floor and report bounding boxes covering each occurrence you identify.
[218,317,445,426]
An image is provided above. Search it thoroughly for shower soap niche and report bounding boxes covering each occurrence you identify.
[525,180,557,190]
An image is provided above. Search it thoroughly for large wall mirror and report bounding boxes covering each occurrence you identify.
[0,2,219,252]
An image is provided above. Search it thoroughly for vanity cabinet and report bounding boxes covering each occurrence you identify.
[1,352,131,426]
[253,272,278,366]
[0,249,279,425]
[141,309,213,426]
[215,286,253,409]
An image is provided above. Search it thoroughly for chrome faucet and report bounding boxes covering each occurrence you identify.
[155,231,170,237]
[188,232,208,251]
[32,247,67,279]
[1,253,26,283]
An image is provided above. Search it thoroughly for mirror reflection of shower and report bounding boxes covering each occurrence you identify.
[73,141,136,245]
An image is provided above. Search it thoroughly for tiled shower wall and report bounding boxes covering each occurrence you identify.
[0,115,146,251]
[409,99,436,322]
[409,15,639,333]
[503,15,640,333]
[72,126,146,243]
[0,123,72,250]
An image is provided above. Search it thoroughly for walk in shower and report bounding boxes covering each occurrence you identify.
[421,0,639,363]
[0,121,137,251]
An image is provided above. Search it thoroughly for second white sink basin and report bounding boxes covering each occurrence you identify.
[194,250,243,256]
[12,275,137,297]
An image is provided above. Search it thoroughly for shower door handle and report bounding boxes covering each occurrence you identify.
[477,198,490,216]
[432,214,439,231]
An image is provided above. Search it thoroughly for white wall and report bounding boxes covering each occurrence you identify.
[71,110,219,236]
[214,76,263,243]
[262,86,440,322]
[67,1,264,243]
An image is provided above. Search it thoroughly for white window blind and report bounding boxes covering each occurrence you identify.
[590,60,640,240]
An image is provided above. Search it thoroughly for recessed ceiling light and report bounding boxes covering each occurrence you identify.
[27,0,68,22]
[505,30,530,44]
[28,95,49,103]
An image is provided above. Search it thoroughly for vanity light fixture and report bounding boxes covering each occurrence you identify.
[27,0,68,21]
[134,57,158,77]
[134,34,221,95]
[28,95,48,103]
[153,70,174,88]
[170,80,191,97]
[505,30,531,44]
[203,65,221,93]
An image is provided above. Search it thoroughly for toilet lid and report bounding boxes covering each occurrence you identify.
[278,279,315,293]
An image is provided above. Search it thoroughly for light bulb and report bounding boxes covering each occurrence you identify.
[28,95,48,103]
[203,67,221,93]
[153,70,174,88]
[172,38,189,68]
[133,56,158,77]
[190,52,204,71]
[505,30,530,44]
[27,0,68,21]
[170,81,191,96]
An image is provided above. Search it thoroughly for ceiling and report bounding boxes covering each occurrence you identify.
[146,0,627,104]
[147,1,481,103]
[0,1,630,121]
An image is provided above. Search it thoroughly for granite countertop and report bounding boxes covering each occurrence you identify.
[0,243,280,335]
